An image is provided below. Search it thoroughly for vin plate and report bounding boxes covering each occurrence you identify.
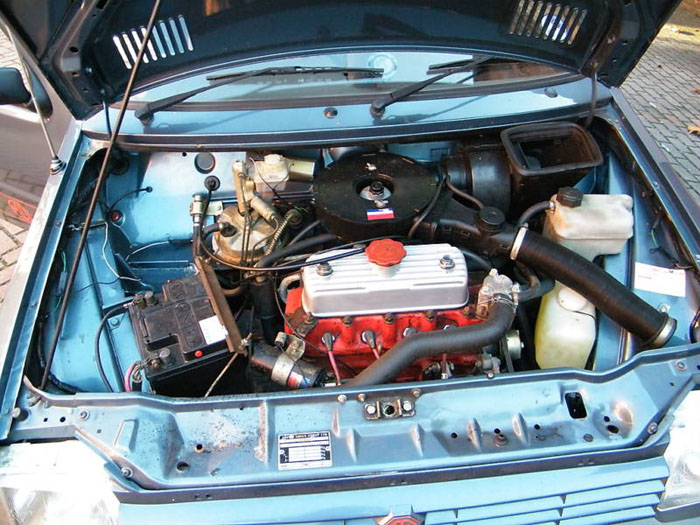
[278,431,332,470]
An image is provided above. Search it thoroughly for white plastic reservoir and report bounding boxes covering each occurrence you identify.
[535,193,634,369]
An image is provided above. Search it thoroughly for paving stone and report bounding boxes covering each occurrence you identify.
[622,0,700,201]
[1,246,20,266]
[0,229,17,254]
[0,264,16,286]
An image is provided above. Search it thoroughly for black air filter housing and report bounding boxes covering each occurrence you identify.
[314,153,437,241]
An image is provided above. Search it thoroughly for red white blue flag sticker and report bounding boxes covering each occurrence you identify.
[366,208,395,221]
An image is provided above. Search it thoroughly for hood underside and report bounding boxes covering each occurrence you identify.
[0,0,680,119]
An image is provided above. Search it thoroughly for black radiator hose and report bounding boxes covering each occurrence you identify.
[347,300,515,386]
[510,228,676,348]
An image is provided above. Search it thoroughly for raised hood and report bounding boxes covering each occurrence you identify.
[0,0,680,119]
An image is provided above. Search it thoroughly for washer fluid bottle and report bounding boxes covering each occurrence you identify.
[535,189,634,369]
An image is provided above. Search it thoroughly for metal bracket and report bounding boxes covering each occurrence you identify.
[364,398,416,420]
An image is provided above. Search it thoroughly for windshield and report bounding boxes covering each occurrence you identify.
[129,51,570,108]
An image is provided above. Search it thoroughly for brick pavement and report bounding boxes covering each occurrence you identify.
[0,5,699,304]
[0,30,32,304]
[621,0,700,201]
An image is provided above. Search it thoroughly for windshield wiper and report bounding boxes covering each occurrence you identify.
[369,56,491,116]
[135,66,384,123]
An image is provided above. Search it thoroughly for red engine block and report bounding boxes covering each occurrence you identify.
[285,287,482,381]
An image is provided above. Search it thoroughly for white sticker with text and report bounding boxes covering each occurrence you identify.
[634,262,686,298]
[198,315,228,345]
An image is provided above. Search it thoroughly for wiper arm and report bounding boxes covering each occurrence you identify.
[369,56,490,117]
[135,66,383,123]
[206,66,383,82]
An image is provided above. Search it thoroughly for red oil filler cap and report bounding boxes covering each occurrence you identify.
[365,239,407,267]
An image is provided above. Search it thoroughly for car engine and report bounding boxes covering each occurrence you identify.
[34,121,686,397]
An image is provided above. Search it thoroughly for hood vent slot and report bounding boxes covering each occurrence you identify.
[508,1,587,45]
[112,15,193,70]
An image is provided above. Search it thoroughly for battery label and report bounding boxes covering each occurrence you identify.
[278,431,332,470]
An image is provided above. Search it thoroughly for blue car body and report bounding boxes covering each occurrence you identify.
[0,1,699,523]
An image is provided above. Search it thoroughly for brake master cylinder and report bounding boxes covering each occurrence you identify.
[535,188,634,368]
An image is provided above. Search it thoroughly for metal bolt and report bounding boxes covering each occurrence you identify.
[316,262,333,276]
[159,348,172,364]
[369,181,385,198]
[486,372,495,379]
[342,316,353,327]
[365,404,377,415]
[439,255,455,270]
[383,313,395,324]
[494,433,508,446]
[321,333,335,352]
[675,360,687,371]
[337,394,347,404]
[11,407,27,421]
[110,317,120,327]
[424,310,436,322]
[402,327,417,338]
[78,410,90,421]
[402,400,413,412]
[583,433,593,442]
[357,393,366,402]
[121,467,133,479]
[647,422,658,435]
[411,389,421,398]
[658,303,671,314]
[144,290,157,306]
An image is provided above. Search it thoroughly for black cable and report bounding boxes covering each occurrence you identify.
[94,304,128,393]
[200,240,363,272]
[41,0,163,390]
[193,190,212,260]
[517,200,553,228]
[257,233,337,268]
[102,100,112,137]
[288,219,322,246]
[35,319,82,394]
[459,248,492,271]
[105,186,153,217]
[445,178,484,209]
[202,222,221,237]
[408,174,444,239]
[200,233,402,272]
[690,309,700,344]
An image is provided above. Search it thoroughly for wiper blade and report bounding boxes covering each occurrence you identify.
[206,66,383,82]
[135,66,383,123]
[369,56,491,117]
[427,55,497,72]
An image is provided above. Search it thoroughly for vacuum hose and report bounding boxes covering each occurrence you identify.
[510,228,676,348]
[347,300,515,386]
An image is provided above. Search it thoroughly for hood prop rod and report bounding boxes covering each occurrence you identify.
[40,0,163,391]
[9,33,64,174]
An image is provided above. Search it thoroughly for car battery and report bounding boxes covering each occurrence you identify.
[128,274,233,396]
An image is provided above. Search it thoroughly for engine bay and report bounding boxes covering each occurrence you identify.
[32,120,699,398]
